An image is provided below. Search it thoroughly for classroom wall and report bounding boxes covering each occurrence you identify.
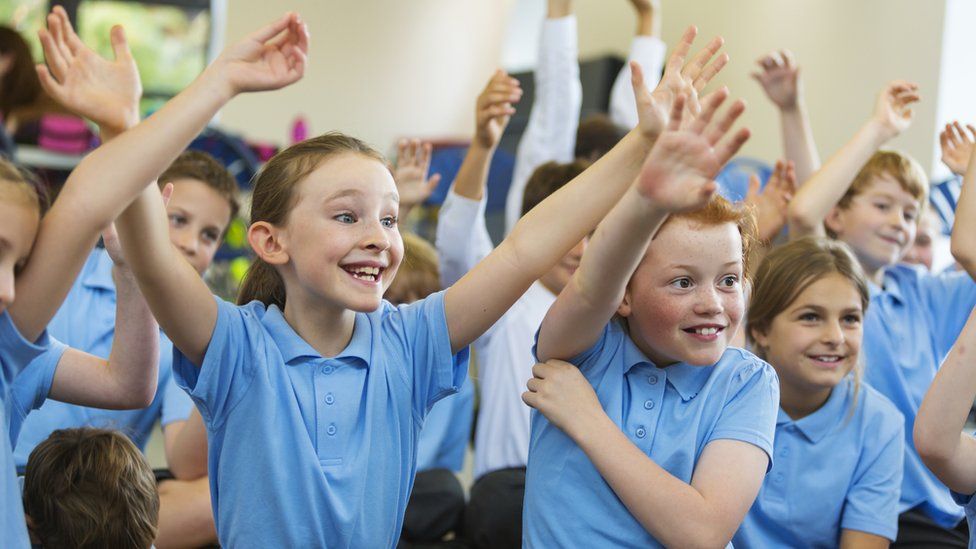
[219,0,968,177]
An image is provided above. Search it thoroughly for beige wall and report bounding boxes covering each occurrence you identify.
[219,1,966,177]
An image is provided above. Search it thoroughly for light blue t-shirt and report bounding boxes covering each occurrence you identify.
[0,311,67,548]
[416,376,474,472]
[523,320,779,548]
[863,264,976,526]
[8,248,193,467]
[173,292,469,548]
[734,380,904,547]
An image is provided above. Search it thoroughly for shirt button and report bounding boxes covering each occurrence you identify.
[636,427,646,438]
[325,393,335,405]
[648,374,659,385]
[327,424,337,436]
[322,365,335,375]
[643,400,655,410]
[775,473,784,483]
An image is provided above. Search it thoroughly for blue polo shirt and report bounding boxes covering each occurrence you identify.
[416,376,473,472]
[174,292,469,548]
[523,320,779,548]
[8,248,193,467]
[734,379,904,547]
[0,311,67,548]
[862,264,976,526]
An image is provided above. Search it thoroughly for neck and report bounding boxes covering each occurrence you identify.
[864,265,886,287]
[282,292,357,358]
[779,382,832,420]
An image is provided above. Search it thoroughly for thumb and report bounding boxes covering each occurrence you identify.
[110,25,130,61]
[425,173,442,196]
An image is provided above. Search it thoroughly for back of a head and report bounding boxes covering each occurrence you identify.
[159,150,241,220]
[837,150,928,213]
[521,159,590,217]
[23,428,159,549]
[237,132,386,308]
[0,26,42,118]
[385,232,440,306]
[574,114,626,161]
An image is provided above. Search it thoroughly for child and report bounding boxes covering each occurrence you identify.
[436,30,729,548]
[386,232,473,546]
[735,236,904,547]
[789,82,976,546]
[522,91,772,548]
[22,427,158,548]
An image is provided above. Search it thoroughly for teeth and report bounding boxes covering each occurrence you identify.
[695,327,719,335]
[347,266,381,276]
[350,272,377,282]
[812,356,841,362]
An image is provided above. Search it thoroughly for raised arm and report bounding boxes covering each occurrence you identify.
[744,159,796,244]
[10,7,141,340]
[537,91,749,361]
[751,50,820,182]
[392,139,441,221]
[113,14,308,366]
[788,81,919,238]
[915,306,976,496]
[951,138,976,278]
[445,27,730,352]
[939,121,976,177]
[609,0,667,129]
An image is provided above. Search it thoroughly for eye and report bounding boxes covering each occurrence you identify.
[904,210,918,223]
[381,216,398,228]
[873,202,890,212]
[335,213,356,224]
[798,312,820,322]
[168,214,187,226]
[719,275,738,288]
[202,229,221,244]
[842,314,862,326]
[669,277,693,289]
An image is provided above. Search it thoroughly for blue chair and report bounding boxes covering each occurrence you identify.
[716,157,773,203]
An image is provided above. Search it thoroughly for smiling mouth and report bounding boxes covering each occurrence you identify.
[682,325,726,340]
[342,265,385,283]
[807,354,845,368]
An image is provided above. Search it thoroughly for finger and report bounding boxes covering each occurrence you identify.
[784,161,797,191]
[946,123,962,148]
[682,35,724,81]
[746,173,760,202]
[521,391,538,409]
[34,64,63,101]
[425,173,442,196]
[704,97,745,146]
[249,12,295,44]
[293,18,310,55]
[966,124,976,143]
[57,6,84,55]
[665,26,698,73]
[689,87,728,134]
[526,377,542,393]
[667,94,686,132]
[531,362,549,380]
[940,130,951,152]
[396,139,409,163]
[110,25,131,61]
[420,142,433,170]
[756,54,775,70]
[953,121,967,144]
[714,127,752,167]
[161,182,175,206]
[37,30,67,81]
[412,139,424,166]
[693,52,729,92]
[47,12,74,65]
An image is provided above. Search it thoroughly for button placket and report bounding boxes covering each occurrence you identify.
[315,360,346,466]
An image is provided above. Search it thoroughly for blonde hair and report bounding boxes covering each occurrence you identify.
[747,237,869,410]
[237,133,386,308]
[834,150,928,220]
[384,232,441,305]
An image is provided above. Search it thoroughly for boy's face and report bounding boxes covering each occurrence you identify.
[825,175,920,275]
[165,178,233,275]
[539,237,587,295]
[0,196,40,313]
[619,218,745,367]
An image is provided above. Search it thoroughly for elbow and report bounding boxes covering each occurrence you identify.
[681,528,732,549]
[914,421,951,471]
[126,380,158,409]
[786,203,816,234]
[168,459,207,481]
[950,238,976,273]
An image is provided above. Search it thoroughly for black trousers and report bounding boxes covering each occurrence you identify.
[462,467,525,549]
[893,507,969,548]
[400,468,466,547]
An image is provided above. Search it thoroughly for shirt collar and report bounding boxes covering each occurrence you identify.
[776,378,852,443]
[82,248,116,292]
[869,267,904,304]
[621,328,712,401]
[261,305,371,367]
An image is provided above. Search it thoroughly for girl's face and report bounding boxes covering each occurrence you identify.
[620,218,744,367]
[274,153,403,313]
[0,196,40,313]
[752,272,863,395]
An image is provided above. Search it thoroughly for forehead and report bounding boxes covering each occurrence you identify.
[167,178,233,227]
[789,272,863,310]
[858,174,921,207]
[297,153,396,204]
[643,218,742,270]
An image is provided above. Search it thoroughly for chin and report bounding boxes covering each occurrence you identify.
[680,347,726,367]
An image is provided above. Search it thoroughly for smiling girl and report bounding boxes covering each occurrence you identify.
[734,236,904,548]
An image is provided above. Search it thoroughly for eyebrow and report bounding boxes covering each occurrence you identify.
[668,260,741,271]
[324,189,400,203]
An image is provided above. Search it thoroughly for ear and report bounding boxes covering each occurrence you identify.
[616,288,633,318]
[247,221,289,266]
[750,326,769,351]
[824,206,845,236]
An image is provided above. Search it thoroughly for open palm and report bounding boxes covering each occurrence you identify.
[217,12,309,94]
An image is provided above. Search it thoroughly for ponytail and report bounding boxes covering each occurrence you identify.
[237,258,286,308]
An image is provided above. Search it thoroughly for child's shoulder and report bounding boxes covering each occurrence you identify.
[717,346,778,385]
[853,382,904,433]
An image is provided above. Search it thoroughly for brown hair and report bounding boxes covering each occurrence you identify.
[835,150,928,213]
[0,157,48,214]
[747,237,870,408]
[22,428,159,549]
[159,150,240,221]
[0,26,42,119]
[521,159,590,216]
[664,194,760,282]
[384,232,441,306]
[237,132,386,308]
[574,114,626,161]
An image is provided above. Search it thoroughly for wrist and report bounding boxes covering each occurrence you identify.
[864,118,897,145]
[636,12,655,36]
[197,63,237,105]
[569,407,613,449]
[547,0,573,19]
[98,111,140,142]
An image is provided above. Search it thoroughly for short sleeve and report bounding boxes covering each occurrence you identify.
[706,358,780,467]
[392,291,470,421]
[918,269,976,356]
[0,311,62,394]
[5,342,66,441]
[172,297,264,428]
[532,321,617,376]
[840,413,904,540]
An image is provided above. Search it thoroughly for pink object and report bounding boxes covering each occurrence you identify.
[38,114,92,154]
[291,116,308,144]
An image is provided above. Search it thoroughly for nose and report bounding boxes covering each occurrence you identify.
[362,219,391,252]
[693,286,722,316]
[174,229,198,257]
[0,270,15,312]
[821,320,844,346]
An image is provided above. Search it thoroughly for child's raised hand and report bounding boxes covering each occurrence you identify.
[210,12,309,96]
[745,160,797,242]
[522,360,605,441]
[751,50,800,111]
[637,89,749,213]
[633,26,729,140]
[393,139,441,210]
[940,121,976,176]
[872,80,920,139]
[35,6,141,134]
[475,70,521,149]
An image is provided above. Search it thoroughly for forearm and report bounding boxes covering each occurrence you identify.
[537,185,667,360]
[104,266,160,406]
[452,143,494,200]
[788,120,890,237]
[839,530,891,549]
[780,102,820,183]
[166,411,209,480]
[951,152,976,276]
